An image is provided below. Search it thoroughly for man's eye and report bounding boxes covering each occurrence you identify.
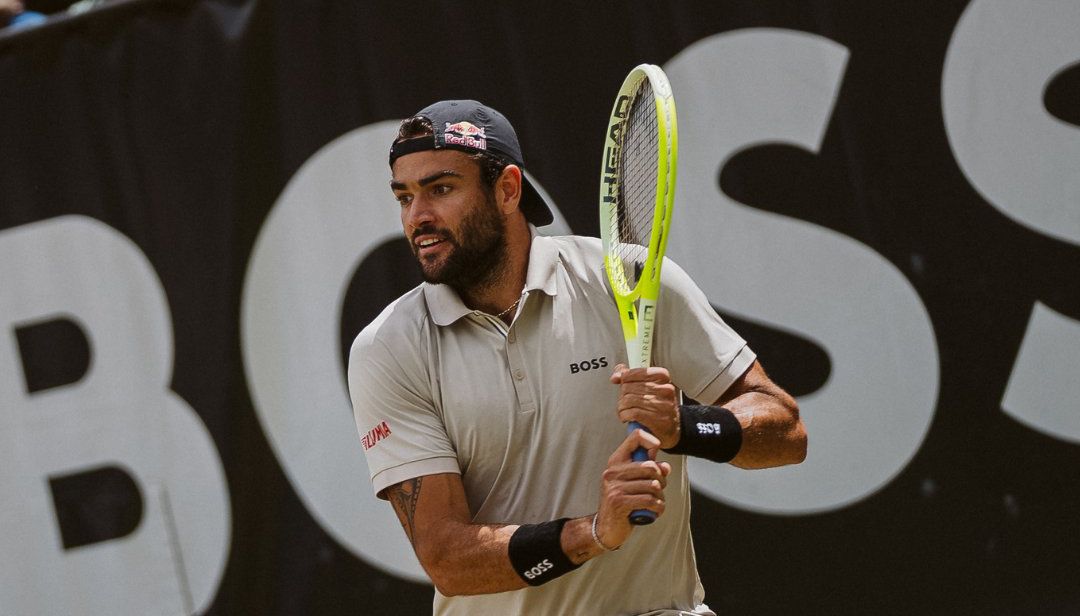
[432,184,451,195]
[396,194,412,206]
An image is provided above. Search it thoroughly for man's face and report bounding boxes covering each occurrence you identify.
[390,150,507,290]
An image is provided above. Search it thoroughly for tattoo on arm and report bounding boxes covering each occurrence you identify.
[387,477,423,550]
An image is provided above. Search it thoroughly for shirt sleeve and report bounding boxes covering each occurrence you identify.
[652,256,756,405]
[348,322,460,499]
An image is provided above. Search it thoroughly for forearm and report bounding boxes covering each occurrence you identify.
[724,389,806,469]
[387,441,667,597]
[613,361,806,469]
[418,521,523,596]
[418,516,604,596]
[386,474,524,596]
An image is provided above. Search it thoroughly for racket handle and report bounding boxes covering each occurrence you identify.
[627,421,657,525]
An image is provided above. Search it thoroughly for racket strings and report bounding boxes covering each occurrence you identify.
[616,80,659,288]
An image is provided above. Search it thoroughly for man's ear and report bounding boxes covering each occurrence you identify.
[495,164,524,215]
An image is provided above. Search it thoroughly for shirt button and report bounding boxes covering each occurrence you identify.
[507,331,516,343]
[514,369,524,380]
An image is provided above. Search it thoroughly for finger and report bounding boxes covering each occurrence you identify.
[616,390,664,408]
[617,392,677,416]
[602,480,666,508]
[608,428,661,465]
[617,408,676,430]
[614,366,672,384]
[615,493,666,516]
[611,479,667,500]
[632,427,661,451]
[617,404,679,446]
[605,459,666,483]
[617,473,668,492]
[616,394,653,418]
[621,415,674,443]
[609,363,628,384]
[621,382,678,400]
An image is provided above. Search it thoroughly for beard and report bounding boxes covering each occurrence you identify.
[410,192,508,293]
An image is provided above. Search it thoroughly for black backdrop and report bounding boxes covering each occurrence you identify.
[2,1,1079,614]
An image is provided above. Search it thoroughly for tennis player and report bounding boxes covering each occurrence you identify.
[348,100,806,615]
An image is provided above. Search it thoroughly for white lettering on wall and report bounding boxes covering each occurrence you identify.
[943,0,1080,444]
[0,216,230,615]
[665,29,940,513]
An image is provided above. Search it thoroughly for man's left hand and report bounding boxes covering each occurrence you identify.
[610,364,681,450]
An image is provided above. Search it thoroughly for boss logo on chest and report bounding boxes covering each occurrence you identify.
[569,356,608,374]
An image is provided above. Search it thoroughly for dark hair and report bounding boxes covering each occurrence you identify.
[395,116,508,190]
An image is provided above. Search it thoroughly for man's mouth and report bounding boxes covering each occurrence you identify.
[413,233,449,257]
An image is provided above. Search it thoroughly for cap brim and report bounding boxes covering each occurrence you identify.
[520,176,554,226]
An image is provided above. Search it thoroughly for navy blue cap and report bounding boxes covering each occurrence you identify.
[389,100,554,226]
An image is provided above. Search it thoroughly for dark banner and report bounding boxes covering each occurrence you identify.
[2,1,1078,614]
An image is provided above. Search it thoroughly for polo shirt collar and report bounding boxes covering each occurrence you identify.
[423,225,560,327]
[523,227,560,297]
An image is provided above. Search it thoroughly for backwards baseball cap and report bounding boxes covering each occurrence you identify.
[388,100,554,226]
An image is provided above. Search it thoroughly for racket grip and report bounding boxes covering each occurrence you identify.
[627,421,657,525]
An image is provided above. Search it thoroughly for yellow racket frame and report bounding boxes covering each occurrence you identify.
[600,64,678,369]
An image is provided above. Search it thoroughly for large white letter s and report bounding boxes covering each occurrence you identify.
[666,30,940,513]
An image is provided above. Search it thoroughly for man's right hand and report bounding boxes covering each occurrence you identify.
[593,428,672,550]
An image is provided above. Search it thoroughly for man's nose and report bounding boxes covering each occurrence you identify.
[404,195,435,232]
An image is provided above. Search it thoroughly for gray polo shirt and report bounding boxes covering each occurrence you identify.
[349,233,755,616]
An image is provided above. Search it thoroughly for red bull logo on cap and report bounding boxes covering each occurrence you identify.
[443,121,487,150]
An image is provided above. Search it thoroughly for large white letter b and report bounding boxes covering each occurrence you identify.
[0,216,229,615]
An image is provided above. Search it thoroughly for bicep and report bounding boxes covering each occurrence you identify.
[713,360,806,468]
[384,472,472,555]
[714,360,794,408]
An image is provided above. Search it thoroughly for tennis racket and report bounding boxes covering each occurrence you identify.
[599,64,678,526]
